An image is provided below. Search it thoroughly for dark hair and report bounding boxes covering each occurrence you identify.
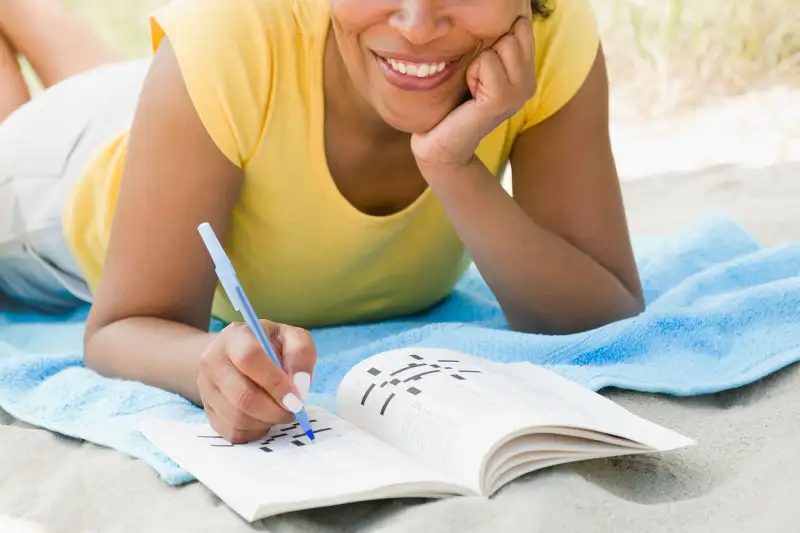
[531,0,552,17]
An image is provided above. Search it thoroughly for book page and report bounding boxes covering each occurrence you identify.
[140,406,469,522]
[498,362,697,451]
[336,348,694,494]
[337,348,542,492]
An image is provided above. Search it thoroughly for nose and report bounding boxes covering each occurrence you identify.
[389,0,450,45]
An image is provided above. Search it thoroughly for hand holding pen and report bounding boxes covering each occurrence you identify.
[195,223,318,444]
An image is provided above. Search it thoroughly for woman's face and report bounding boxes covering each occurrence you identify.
[329,0,529,134]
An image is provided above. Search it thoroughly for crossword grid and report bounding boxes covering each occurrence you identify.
[197,420,332,453]
[361,353,481,415]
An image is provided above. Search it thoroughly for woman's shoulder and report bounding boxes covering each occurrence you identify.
[150,0,329,56]
[148,0,329,168]
[517,0,601,130]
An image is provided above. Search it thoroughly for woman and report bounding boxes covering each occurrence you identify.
[0,0,643,443]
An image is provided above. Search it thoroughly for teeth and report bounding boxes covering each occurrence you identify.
[385,58,448,78]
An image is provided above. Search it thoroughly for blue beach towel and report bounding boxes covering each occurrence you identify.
[0,213,798,485]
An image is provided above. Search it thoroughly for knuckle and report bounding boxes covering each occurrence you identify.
[258,318,276,330]
[230,408,252,430]
[234,385,257,412]
[230,335,262,369]
[222,322,245,338]
[199,346,216,369]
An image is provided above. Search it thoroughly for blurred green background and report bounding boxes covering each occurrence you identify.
[60,0,800,117]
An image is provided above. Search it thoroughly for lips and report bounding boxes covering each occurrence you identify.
[372,52,462,91]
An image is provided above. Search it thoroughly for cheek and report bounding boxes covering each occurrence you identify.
[458,6,525,43]
[329,0,388,37]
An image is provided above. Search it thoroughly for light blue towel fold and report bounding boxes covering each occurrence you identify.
[0,213,798,485]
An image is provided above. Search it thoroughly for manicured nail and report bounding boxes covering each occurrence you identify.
[282,393,304,414]
[293,372,312,400]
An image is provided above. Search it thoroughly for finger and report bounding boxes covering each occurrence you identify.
[465,56,481,97]
[200,373,275,432]
[271,323,317,400]
[225,323,307,417]
[476,49,510,96]
[512,16,535,66]
[205,403,269,444]
[493,34,524,87]
[216,356,293,424]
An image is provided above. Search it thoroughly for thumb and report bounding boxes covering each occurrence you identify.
[268,322,317,401]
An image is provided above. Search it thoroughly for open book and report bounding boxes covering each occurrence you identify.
[140,347,695,522]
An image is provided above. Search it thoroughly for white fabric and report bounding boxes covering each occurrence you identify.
[0,58,149,312]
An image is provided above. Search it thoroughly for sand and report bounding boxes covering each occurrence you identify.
[1,96,799,532]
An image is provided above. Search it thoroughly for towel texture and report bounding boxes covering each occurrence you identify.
[0,213,798,485]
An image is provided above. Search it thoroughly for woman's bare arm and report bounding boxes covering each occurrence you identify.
[83,38,243,405]
[416,46,644,334]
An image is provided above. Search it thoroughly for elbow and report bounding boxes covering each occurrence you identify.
[82,322,109,375]
[505,294,645,336]
[82,328,100,373]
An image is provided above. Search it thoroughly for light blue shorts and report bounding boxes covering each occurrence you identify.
[0,59,149,313]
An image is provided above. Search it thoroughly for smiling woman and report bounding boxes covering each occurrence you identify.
[0,0,643,444]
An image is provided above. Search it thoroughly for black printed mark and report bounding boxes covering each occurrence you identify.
[361,383,376,405]
[361,353,483,416]
[390,362,426,377]
[201,418,329,454]
[198,436,235,447]
[380,393,396,415]
[403,370,442,382]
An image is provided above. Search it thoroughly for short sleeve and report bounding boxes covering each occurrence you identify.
[150,0,273,168]
[519,0,600,131]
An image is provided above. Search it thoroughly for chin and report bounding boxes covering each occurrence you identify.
[379,110,447,134]
[374,94,463,134]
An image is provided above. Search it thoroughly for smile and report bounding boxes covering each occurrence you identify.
[373,52,461,91]
[385,58,448,78]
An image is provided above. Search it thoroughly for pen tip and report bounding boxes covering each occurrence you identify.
[306,430,315,443]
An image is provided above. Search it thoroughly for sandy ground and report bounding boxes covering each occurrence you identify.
[1,157,798,532]
[613,86,800,245]
[610,87,800,182]
[1,86,799,533]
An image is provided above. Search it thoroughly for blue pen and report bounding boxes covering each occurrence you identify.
[197,222,316,443]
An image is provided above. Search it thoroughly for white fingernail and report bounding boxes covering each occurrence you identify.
[282,393,304,414]
[293,372,311,400]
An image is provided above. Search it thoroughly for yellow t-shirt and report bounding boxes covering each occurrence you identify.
[62,0,599,328]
